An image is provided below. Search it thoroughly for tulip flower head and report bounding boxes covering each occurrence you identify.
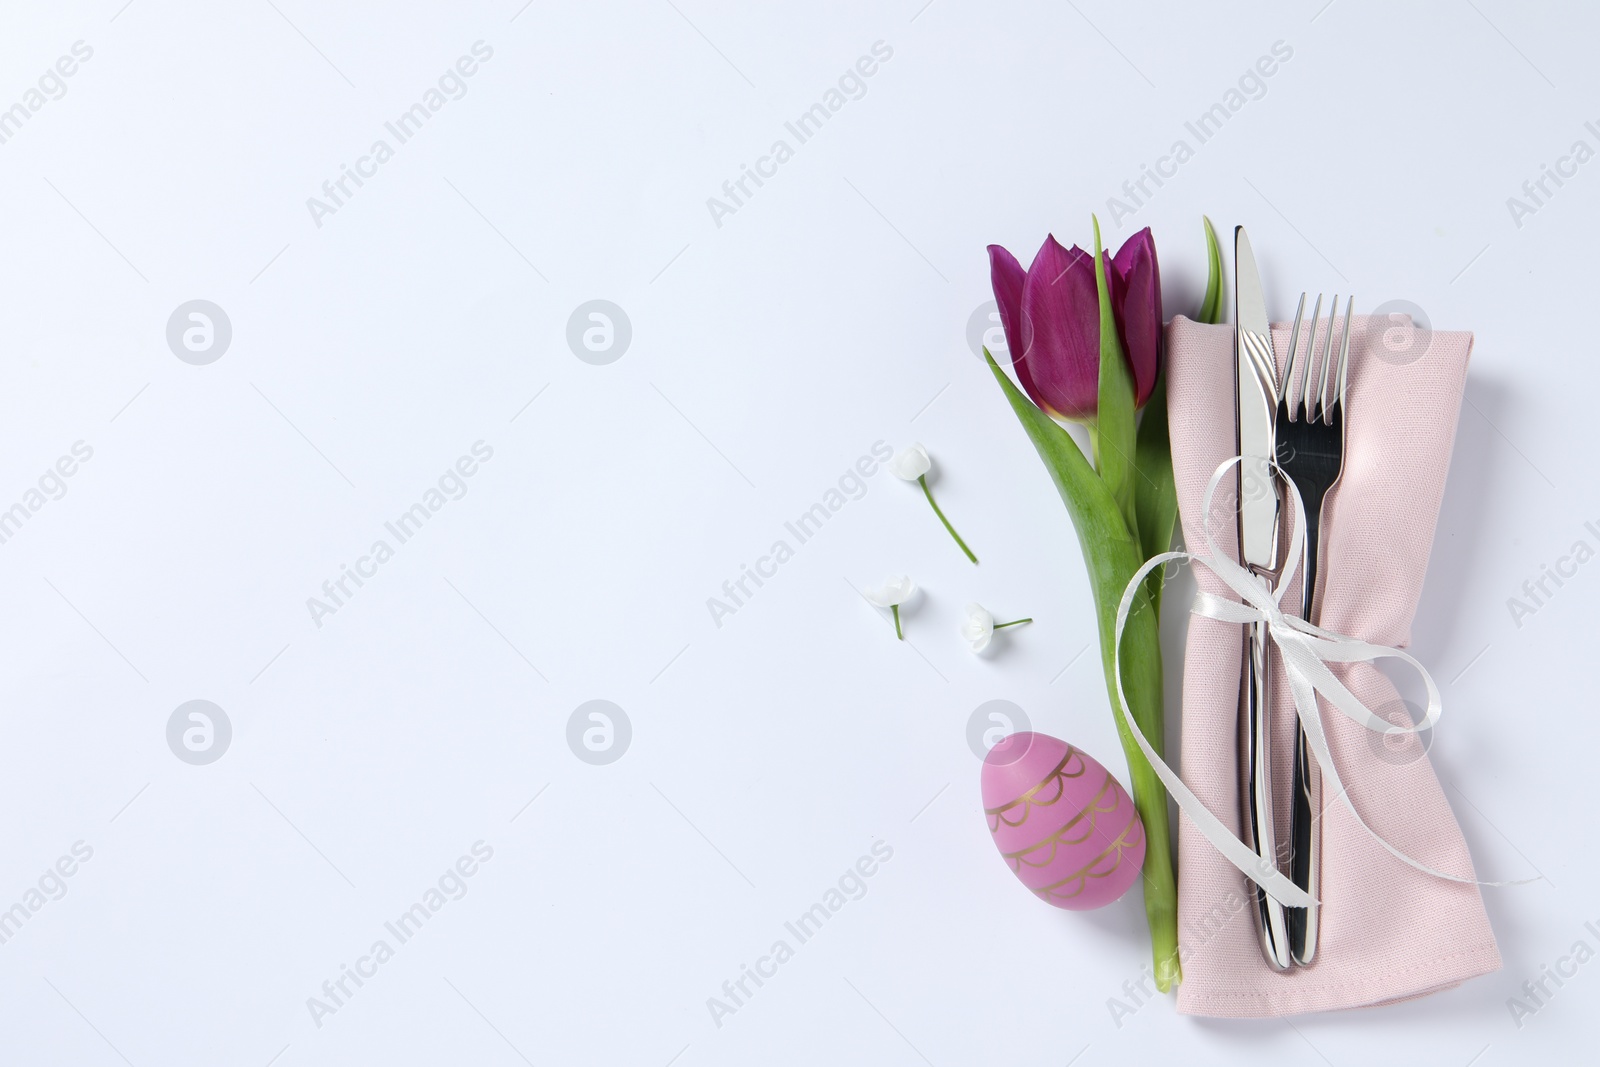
[863,575,917,640]
[891,443,977,564]
[960,602,1032,653]
[987,228,1162,422]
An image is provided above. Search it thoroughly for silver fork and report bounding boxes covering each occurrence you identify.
[1274,293,1352,967]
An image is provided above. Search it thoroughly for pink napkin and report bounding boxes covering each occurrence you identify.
[1164,314,1500,1018]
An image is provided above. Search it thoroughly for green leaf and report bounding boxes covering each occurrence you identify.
[1134,215,1220,616]
[984,349,1131,550]
[1198,215,1225,325]
[1092,216,1139,544]
[983,347,1180,989]
[1133,372,1177,617]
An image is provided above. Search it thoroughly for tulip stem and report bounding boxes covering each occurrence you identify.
[917,476,978,563]
[891,604,903,640]
[993,618,1032,629]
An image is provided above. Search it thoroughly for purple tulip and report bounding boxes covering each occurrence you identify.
[987,228,1162,421]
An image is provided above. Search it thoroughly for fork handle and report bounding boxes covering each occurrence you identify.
[1289,720,1322,963]
[1288,507,1325,965]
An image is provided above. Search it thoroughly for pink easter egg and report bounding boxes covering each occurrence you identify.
[981,732,1145,910]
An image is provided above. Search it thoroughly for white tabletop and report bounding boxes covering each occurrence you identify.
[0,1,1590,1064]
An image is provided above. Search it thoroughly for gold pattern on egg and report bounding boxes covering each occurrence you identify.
[999,771,1121,871]
[1028,808,1145,902]
[984,747,1089,830]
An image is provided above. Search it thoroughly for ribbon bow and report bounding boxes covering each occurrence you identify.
[1111,456,1505,907]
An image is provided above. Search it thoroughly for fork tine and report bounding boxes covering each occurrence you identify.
[1283,293,1308,419]
[1242,332,1276,405]
[1334,296,1353,418]
[1300,293,1324,419]
[1245,339,1275,405]
[1315,296,1339,424]
[1253,344,1278,405]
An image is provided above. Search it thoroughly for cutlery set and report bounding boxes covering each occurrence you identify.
[1233,226,1352,971]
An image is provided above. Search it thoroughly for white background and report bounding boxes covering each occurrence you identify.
[0,1,1592,1064]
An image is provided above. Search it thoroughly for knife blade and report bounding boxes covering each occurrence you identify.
[1234,225,1293,972]
[1235,227,1279,571]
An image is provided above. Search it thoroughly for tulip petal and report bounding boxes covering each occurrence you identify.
[987,244,1027,366]
[990,242,1058,418]
[1015,236,1106,420]
[1112,228,1162,407]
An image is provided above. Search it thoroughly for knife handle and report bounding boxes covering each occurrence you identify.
[1242,616,1293,972]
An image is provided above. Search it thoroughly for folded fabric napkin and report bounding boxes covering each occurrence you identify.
[1164,314,1500,1018]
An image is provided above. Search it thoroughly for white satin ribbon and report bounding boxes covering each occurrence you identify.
[1111,456,1514,907]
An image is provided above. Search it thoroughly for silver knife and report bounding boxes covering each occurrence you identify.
[1234,226,1293,972]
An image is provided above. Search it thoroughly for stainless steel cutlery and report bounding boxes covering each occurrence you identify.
[1232,227,1352,971]
[1276,293,1352,966]
[1233,227,1294,972]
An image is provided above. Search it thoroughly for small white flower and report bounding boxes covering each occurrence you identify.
[891,443,977,563]
[864,575,916,607]
[961,603,996,651]
[961,602,1032,653]
[863,575,916,640]
[889,443,932,481]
